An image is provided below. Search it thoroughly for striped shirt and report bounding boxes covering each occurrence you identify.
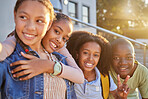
[43,52,66,99]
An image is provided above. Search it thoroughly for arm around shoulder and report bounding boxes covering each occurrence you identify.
[58,46,84,84]
[0,36,16,61]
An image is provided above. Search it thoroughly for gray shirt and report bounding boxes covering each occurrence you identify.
[74,67,117,99]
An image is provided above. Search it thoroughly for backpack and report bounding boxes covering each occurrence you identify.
[100,73,110,99]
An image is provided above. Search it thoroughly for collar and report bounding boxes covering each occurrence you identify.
[52,51,67,61]
[85,67,100,86]
[15,42,40,58]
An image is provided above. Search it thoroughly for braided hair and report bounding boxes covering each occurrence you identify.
[14,0,54,54]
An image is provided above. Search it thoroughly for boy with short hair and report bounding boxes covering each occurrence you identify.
[109,38,148,99]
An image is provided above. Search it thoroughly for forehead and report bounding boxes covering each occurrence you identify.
[16,1,50,16]
[113,44,134,55]
[53,20,73,34]
[81,42,101,51]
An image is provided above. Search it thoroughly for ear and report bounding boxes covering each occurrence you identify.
[47,20,53,31]
[14,11,17,24]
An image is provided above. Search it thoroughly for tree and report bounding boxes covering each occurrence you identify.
[96,0,148,39]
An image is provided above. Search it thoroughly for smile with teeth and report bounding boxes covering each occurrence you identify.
[119,67,128,71]
[85,63,93,67]
[24,33,35,38]
[51,42,57,48]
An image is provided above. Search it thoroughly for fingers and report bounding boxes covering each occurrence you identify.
[126,87,130,94]
[123,75,130,85]
[10,60,29,67]
[12,69,31,78]
[11,65,29,74]
[19,74,33,81]
[117,74,121,87]
[117,75,130,98]
[21,52,38,60]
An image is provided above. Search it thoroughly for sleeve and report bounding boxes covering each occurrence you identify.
[0,36,16,61]
[138,66,148,98]
[0,62,7,90]
[58,46,84,84]
[109,74,117,91]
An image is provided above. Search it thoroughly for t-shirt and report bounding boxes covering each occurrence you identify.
[74,67,117,99]
[109,61,148,99]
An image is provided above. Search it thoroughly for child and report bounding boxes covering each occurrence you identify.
[4,12,84,84]
[0,0,81,99]
[109,38,148,99]
[66,31,130,99]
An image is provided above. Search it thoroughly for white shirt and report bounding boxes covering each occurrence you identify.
[74,67,117,99]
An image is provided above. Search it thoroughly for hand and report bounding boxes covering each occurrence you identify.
[117,74,130,99]
[10,52,54,80]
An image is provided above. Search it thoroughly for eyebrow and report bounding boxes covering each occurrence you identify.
[18,11,45,19]
[83,49,101,54]
[56,26,63,32]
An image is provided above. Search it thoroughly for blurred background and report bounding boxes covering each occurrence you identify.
[0,0,148,66]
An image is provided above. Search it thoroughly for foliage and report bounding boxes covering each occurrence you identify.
[96,0,148,39]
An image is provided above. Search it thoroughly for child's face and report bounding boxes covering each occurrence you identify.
[14,1,51,48]
[112,44,135,79]
[77,42,101,72]
[42,20,73,53]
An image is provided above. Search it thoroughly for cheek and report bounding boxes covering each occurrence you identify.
[15,21,23,31]
[39,26,48,36]
[112,61,119,68]
[78,55,84,65]
[78,59,84,69]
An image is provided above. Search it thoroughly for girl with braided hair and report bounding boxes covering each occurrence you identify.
[0,0,83,98]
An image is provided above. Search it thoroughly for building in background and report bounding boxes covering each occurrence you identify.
[51,0,96,34]
[0,0,15,42]
[0,0,96,42]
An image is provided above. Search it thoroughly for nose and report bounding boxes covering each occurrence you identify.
[56,36,62,43]
[26,20,35,31]
[88,54,93,61]
[119,58,127,65]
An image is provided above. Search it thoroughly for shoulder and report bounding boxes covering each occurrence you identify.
[52,52,67,60]
[135,61,148,75]
[52,52,67,65]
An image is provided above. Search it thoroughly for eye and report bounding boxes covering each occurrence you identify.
[83,51,88,55]
[20,16,27,20]
[113,57,120,60]
[94,54,99,57]
[36,19,43,23]
[54,30,60,35]
[126,56,133,60]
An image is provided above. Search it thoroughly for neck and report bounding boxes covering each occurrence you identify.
[128,62,137,78]
[29,42,43,53]
[83,69,96,82]
[29,42,48,59]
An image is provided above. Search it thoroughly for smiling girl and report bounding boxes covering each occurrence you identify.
[0,0,83,99]
[67,31,130,99]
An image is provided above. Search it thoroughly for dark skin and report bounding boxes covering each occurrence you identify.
[112,39,148,99]
[77,41,130,99]
[10,52,55,80]
[109,75,130,99]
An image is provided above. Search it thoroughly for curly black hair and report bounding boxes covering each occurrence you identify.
[66,31,111,76]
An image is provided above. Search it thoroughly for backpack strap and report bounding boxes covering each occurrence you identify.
[100,73,110,99]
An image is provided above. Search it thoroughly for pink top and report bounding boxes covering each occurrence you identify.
[0,36,16,61]
[0,36,84,83]
[44,73,66,99]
